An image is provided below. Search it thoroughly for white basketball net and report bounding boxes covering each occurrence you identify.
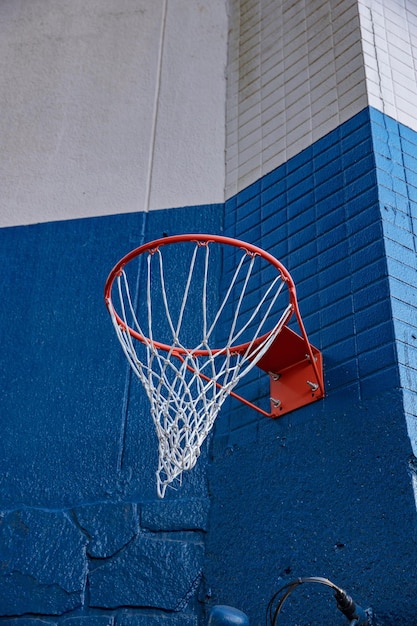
[107,240,292,497]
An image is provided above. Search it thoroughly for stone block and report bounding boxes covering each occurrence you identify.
[1,617,57,626]
[73,503,139,558]
[89,535,204,610]
[116,615,197,626]
[0,509,87,615]
[141,499,209,532]
[63,618,114,626]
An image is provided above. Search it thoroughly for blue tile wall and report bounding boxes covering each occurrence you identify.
[221,107,394,442]
[206,107,417,625]
[370,107,417,439]
[220,107,416,444]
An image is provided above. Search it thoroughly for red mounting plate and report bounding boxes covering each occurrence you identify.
[255,326,324,418]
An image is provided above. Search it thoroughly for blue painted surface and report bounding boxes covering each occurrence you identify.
[1,108,417,624]
[205,108,417,626]
[0,205,222,620]
[369,107,417,445]
[0,206,222,509]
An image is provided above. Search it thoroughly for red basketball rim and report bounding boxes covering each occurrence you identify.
[104,233,297,356]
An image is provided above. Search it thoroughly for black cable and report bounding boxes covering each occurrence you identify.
[334,586,368,623]
[266,576,369,626]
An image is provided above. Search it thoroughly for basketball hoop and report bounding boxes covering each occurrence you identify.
[104,234,324,497]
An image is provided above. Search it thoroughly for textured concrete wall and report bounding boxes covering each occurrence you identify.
[0,0,227,227]
[0,205,222,621]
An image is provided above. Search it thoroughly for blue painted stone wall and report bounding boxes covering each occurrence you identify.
[0,206,222,622]
[204,108,417,625]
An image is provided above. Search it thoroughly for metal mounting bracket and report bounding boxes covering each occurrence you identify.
[255,325,324,418]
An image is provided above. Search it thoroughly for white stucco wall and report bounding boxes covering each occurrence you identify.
[0,0,228,227]
[4,0,416,228]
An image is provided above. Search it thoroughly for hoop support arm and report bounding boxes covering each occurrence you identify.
[176,323,324,420]
[175,353,274,418]
[255,324,324,418]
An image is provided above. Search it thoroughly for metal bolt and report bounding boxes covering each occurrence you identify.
[269,371,280,381]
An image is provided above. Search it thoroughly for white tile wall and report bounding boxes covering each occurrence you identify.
[359,0,417,133]
[225,0,417,196]
[225,0,369,197]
